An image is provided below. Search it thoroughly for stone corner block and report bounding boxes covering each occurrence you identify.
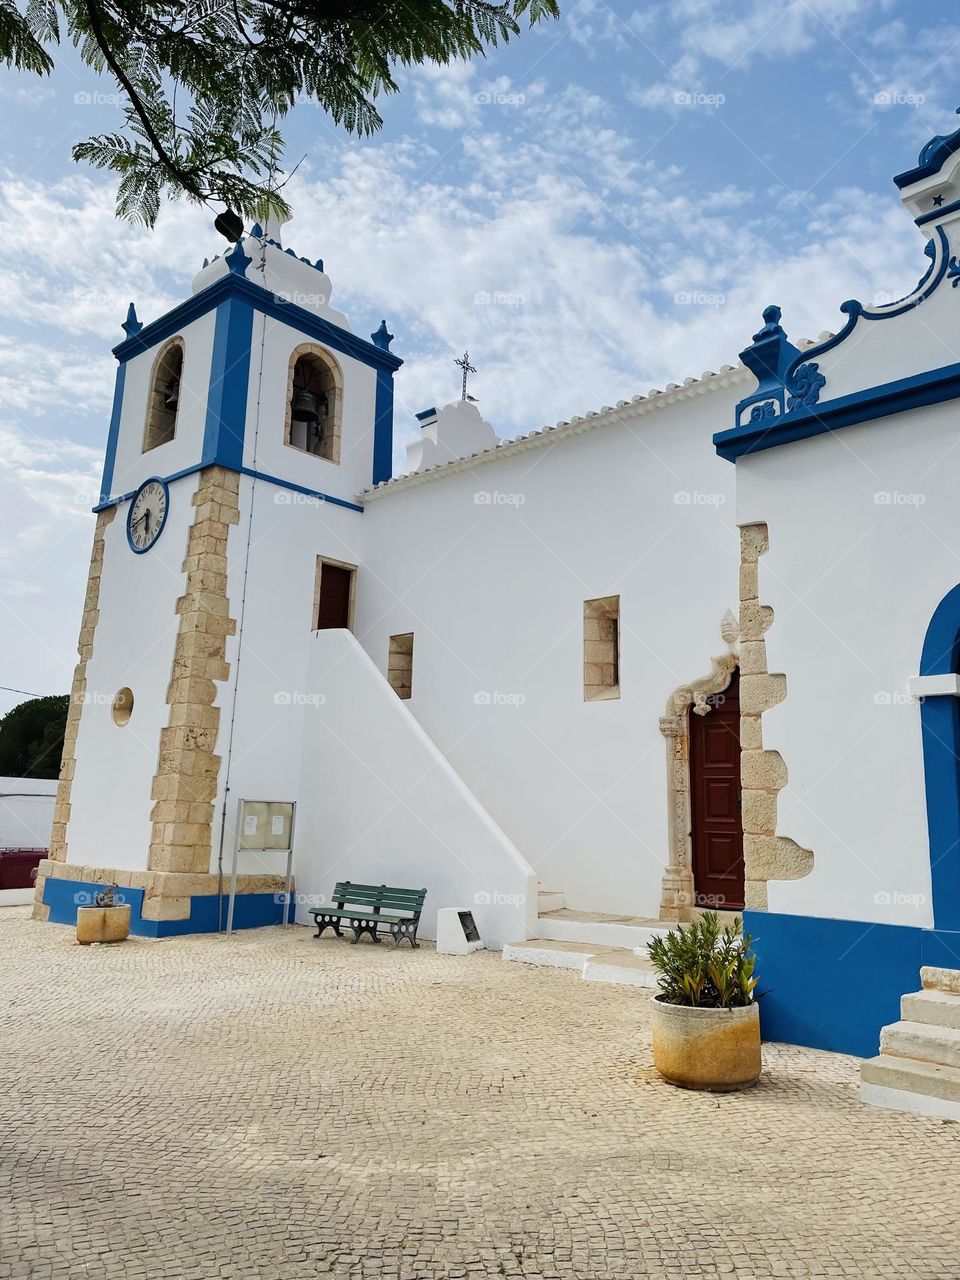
[141,894,192,922]
[740,673,787,715]
[741,749,788,792]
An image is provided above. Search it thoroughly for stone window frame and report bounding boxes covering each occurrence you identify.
[284,342,344,465]
[312,555,357,632]
[142,337,185,453]
[387,633,414,699]
[583,595,621,701]
[658,632,739,922]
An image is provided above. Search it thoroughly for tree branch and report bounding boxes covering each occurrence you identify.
[80,0,205,198]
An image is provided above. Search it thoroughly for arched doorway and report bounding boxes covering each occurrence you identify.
[917,583,960,932]
[689,670,745,911]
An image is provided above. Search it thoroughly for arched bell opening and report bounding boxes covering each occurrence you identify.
[143,338,184,452]
[284,345,342,463]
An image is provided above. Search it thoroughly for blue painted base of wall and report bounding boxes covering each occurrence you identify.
[42,876,289,938]
[746,910,960,1058]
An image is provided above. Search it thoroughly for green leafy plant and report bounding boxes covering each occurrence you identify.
[647,912,758,1009]
[0,0,560,228]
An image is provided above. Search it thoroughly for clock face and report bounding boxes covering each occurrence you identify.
[127,478,169,553]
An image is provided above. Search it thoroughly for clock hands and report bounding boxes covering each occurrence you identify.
[131,506,152,544]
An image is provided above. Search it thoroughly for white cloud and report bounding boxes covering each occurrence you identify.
[681,0,878,67]
[627,0,905,116]
[0,171,208,343]
[0,419,103,710]
[565,0,659,52]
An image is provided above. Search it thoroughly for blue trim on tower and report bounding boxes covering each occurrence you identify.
[917,583,960,932]
[101,268,401,505]
[93,462,364,515]
[42,875,287,936]
[98,363,127,506]
[372,366,396,486]
[113,271,403,374]
[203,295,254,469]
[237,467,364,513]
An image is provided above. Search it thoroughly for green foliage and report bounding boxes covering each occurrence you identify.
[0,0,560,227]
[647,911,759,1009]
[0,695,69,781]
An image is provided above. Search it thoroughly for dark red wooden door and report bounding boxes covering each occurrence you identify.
[316,564,352,629]
[0,849,46,890]
[689,672,744,911]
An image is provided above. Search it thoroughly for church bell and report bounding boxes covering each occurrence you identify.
[291,388,319,425]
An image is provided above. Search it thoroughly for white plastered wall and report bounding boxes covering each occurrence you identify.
[292,630,535,946]
[734,403,960,928]
[356,388,742,918]
[67,471,202,871]
[209,471,365,880]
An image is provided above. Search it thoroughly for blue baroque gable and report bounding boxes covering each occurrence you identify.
[732,305,825,429]
[717,219,959,463]
[894,109,960,191]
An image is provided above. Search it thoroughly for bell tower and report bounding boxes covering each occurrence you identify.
[35,222,402,935]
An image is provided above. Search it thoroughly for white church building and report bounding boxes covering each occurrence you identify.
[33,119,960,1116]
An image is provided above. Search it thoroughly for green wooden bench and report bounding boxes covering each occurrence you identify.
[308,882,427,948]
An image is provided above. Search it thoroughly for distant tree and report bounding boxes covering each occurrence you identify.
[0,0,558,229]
[0,695,70,780]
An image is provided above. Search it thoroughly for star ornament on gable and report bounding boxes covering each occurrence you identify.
[933,194,945,208]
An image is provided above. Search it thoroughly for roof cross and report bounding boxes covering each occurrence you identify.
[454,350,477,401]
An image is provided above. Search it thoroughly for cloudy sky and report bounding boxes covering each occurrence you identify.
[0,0,955,713]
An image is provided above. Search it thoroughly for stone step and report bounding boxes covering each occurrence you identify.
[901,988,960,1031]
[502,939,658,989]
[536,909,670,951]
[860,1053,960,1122]
[880,1019,960,1070]
[921,965,960,996]
[583,952,658,989]
[536,888,566,913]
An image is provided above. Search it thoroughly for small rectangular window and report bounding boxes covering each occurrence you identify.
[583,596,620,701]
[388,633,414,699]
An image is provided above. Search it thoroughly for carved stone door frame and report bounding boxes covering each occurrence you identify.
[658,613,739,921]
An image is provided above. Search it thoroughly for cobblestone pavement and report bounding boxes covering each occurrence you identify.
[2,908,959,1280]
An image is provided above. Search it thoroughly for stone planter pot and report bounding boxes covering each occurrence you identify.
[651,995,761,1091]
[76,904,131,945]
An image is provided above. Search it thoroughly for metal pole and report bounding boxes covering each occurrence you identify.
[283,802,297,925]
[226,797,243,935]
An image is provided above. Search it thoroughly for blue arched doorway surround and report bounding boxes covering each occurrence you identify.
[919,583,960,931]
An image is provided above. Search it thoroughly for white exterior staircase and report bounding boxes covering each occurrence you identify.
[861,967,960,1121]
[505,889,670,989]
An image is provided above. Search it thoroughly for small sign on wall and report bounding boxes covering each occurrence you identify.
[227,799,297,934]
[458,910,480,943]
[238,801,294,851]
